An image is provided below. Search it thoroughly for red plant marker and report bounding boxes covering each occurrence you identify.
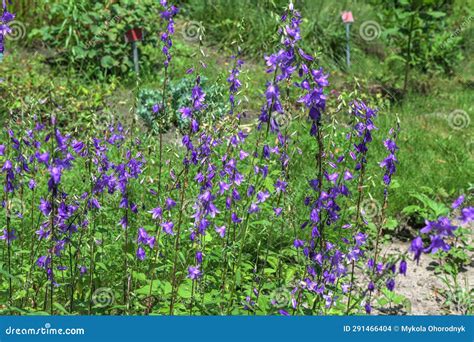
[341,11,354,23]
[124,28,143,43]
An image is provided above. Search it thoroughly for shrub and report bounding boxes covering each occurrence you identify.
[30,0,164,78]
[137,76,229,133]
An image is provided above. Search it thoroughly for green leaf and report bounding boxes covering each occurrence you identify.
[389,179,400,189]
[383,217,398,230]
[136,280,160,295]
[402,205,423,216]
[264,177,275,192]
[53,303,70,314]
[204,233,213,243]
[427,11,446,18]
[0,267,17,280]
[100,55,115,68]
[285,268,296,283]
[235,269,241,286]
[27,311,50,316]
[95,262,108,272]
[178,281,193,298]
[72,46,87,59]
[264,267,275,275]
[161,281,172,295]
[132,272,147,282]
[251,220,271,227]
[13,289,27,300]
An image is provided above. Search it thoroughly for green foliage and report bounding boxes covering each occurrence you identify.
[29,0,164,78]
[179,0,283,57]
[376,0,466,90]
[402,190,450,221]
[0,52,115,127]
[137,76,229,133]
[182,0,470,94]
[438,272,474,314]
[377,288,411,313]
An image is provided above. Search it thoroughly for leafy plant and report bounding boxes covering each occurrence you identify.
[377,0,465,92]
[0,51,116,127]
[30,0,164,78]
[137,76,229,133]
[402,191,450,222]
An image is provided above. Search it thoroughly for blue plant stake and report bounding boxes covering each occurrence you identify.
[125,28,144,77]
[341,11,354,69]
[132,41,139,76]
[345,23,350,68]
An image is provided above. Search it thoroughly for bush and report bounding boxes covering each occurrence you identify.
[30,0,164,78]
[137,76,229,133]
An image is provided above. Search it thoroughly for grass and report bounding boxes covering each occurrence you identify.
[386,88,472,211]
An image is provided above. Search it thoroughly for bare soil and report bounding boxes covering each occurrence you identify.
[378,225,474,315]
